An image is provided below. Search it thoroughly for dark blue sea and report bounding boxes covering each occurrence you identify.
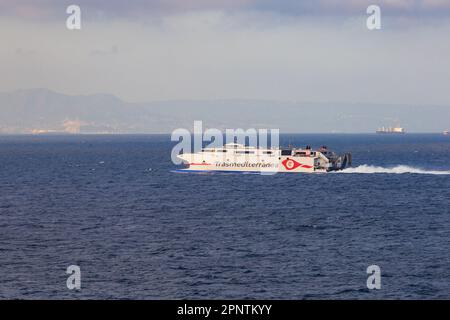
[0,134,449,299]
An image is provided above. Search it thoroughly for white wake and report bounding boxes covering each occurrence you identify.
[340,165,450,175]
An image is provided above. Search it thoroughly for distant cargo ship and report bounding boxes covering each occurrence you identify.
[376,126,405,134]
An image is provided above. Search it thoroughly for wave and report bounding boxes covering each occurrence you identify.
[340,165,450,175]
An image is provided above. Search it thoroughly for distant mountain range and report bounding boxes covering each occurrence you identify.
[0,88,448,133]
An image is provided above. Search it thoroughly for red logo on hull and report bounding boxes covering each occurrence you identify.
[282,158,313,170]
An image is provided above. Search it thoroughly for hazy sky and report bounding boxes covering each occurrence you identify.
[1,0,450,105]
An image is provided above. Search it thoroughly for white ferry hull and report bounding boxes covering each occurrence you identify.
[178,159,327,174]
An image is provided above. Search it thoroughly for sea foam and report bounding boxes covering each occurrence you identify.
[340,165,450,175]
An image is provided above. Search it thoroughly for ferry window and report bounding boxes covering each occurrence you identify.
[263,151,272,154]
[217,150,227,153]
[236,151,254,154]
[281,150,292,156]
[201,150,214,152]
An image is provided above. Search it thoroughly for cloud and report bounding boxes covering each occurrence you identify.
[1,2,450,106]
[1,0,450,21]
[15,48,36,56]
[89,45,119,56]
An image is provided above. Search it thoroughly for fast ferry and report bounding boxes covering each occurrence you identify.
[177,143,352,173]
